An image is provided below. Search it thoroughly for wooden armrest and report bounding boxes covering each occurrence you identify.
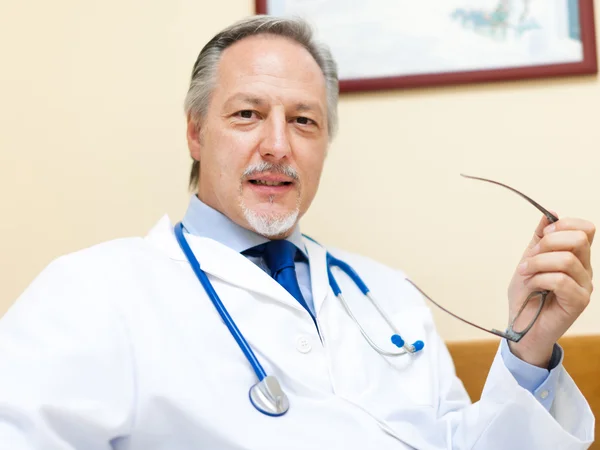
[446,335,600,449]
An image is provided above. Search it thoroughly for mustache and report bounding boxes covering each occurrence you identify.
[242,162,299,181]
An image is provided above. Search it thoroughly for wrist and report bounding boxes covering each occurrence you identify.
[508,340,554,368]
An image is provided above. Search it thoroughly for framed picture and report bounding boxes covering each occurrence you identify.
[255,0,598,93]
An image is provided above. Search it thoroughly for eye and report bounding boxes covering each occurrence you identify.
[295,116,315,126]
[237,110,256,119]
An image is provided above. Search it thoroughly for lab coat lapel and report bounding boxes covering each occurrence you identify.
[303,236,331,316]
[145,216,306,313]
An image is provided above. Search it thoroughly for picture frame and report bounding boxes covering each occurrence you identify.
[255,0,598,93]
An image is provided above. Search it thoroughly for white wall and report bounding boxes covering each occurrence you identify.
[1,0,598,341]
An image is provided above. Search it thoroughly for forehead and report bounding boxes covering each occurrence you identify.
[212,34,327,108]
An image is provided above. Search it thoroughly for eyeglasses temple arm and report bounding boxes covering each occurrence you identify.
[405,279,510,340]
[460,174,559,224]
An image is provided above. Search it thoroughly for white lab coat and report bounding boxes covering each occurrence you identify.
[0,216,594,450]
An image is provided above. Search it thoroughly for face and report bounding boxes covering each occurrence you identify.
[187,34,329,238]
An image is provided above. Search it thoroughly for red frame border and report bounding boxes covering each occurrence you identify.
[255,0,598,93]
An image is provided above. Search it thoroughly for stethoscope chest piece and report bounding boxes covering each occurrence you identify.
[249,375,290,416]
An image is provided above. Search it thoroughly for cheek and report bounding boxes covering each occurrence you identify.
[200,129,249,178]
[300,147,327,197]
[216,128,259,166]
[197,138,234,201]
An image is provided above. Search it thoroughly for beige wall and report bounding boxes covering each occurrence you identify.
[1,0,598,341]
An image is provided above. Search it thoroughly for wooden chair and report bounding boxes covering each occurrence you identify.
[447,335,599,449]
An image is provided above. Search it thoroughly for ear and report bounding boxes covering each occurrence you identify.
[186,114,202,162]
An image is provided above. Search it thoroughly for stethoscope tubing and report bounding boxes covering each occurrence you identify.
[174,222,268,381]
[327,254,419,355]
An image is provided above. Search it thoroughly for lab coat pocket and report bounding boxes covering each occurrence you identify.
[329,303,436,412]
[381,308,436,405]
[371,307,436,408]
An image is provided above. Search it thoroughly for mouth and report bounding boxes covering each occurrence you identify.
[248,179,294,187]
[245,174,297,195]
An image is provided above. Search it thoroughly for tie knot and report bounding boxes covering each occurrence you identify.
[262,240,298,277]
[243,240,312,317]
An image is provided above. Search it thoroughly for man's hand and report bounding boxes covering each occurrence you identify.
[507,215,594,367]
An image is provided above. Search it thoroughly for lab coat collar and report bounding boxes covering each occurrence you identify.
[145,215,313,314]
[302,236,330,316]
[181,194,309,260]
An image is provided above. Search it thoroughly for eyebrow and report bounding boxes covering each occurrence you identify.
[295,103,323,116]
[223,94,265,110]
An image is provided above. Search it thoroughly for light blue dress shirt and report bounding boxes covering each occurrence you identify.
[181,195,561,410]
[182,195,315,315]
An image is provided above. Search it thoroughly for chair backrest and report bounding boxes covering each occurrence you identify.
[447,334,600,449]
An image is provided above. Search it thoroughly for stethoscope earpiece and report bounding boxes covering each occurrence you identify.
[391,334,405,348]
[391,335,425,353]
[412,340,425,352]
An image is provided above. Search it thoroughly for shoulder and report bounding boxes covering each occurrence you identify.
[43,236,156,278]
[38,215,178,281]
[19,231,171,307]
[3,237,147,330]
[326,246,409,280]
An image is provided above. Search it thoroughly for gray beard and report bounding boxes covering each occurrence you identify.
[241,205,300,237]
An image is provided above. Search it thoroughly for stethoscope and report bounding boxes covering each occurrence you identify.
[173,222,424,417]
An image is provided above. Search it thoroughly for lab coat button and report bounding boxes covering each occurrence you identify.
[296,336,312,353]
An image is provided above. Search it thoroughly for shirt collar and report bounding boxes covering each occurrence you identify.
[181,195,308,258]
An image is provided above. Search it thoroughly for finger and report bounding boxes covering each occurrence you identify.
[526,213,558,253]
[524,272,591,313]
[531,230,592,274]
[519,251,592,291]
[543,217,596,245]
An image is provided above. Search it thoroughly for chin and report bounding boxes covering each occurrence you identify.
[240,204,300,237]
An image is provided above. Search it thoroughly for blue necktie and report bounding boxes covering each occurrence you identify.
[245,240,312,317]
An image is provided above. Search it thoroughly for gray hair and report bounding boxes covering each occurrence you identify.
[183,15,339,189]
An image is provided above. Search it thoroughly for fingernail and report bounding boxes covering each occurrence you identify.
[531,243,540,254]
[518,261,528,274]
[544,224,556,234]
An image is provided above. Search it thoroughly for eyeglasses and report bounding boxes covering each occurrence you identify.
[406,174,559,343]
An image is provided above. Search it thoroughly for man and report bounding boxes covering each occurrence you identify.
[0,15,595,449]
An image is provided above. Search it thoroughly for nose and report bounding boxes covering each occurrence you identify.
[258,113,291,161]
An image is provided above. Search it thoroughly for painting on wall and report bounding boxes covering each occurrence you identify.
[255,0,598,92]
